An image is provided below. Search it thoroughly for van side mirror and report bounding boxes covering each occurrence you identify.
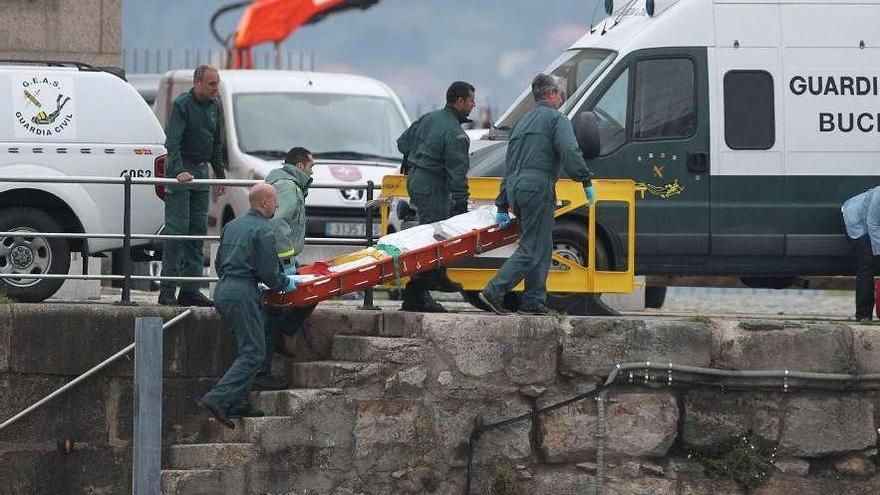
[573,111,601,160]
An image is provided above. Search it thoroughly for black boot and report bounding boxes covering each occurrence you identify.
[178,291,214,307]
[198,399,234,429]
[228,402,266,419]
[401,282,447,313]
[158,290,178,306]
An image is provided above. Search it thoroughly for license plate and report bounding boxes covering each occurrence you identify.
[325,222,381,238]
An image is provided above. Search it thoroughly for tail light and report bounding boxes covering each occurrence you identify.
[154,154,166,201]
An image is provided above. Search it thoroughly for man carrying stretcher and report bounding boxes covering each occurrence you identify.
[397,81,477,313]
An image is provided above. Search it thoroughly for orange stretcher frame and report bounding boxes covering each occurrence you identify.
[264,216,522,308]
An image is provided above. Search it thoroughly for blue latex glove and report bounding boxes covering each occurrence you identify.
[495,212,511,229]
[281,275,297,293]
[283,264,298,276]
[584,185,596,205]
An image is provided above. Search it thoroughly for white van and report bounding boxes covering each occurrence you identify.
[154,69,410,240]
[465,0,880,313]
[0,61,166,302]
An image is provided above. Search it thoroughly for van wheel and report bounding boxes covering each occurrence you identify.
[547,221,616,316]
[645,286,667,309]
[461,221,618,316]
[0,208,71,302]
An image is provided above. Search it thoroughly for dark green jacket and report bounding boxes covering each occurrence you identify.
[215,209,286,289]
[398,104,470,210]
[496,102,593,211]
[266,164,312,262]
[165,89,226,179]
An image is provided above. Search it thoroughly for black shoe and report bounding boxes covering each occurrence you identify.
[252,374,288,391]
[228,404,266,419]
[518,303,552,315]
[198,399,234,429]
[178,291,214,307]
[158,292,178,306]
[478,291,510,315]
[400,298,448,313]
[401,288,448,313]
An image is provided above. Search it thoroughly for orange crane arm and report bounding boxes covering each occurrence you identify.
[233,0,376,49]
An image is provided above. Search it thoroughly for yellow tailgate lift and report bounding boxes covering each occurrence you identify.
[379,176,642,295]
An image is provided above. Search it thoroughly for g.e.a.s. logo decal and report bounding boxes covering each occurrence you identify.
[12,75,76,139]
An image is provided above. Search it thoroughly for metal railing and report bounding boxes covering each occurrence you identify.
[0,175,381,307]
[0,309,194,432]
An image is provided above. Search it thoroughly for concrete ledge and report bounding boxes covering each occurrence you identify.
[561,319,713,377]
[714,323,854,373]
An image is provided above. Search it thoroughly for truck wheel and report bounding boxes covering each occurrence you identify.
[0,207,71,302]
[547,221,616,316]
[461,221,617,316]
[645,286,667,309]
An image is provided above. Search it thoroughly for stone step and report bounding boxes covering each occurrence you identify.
[200,389,356,454]
[169,443,257,470]
[200,415,299,445]
[331,335,427,364]
[161,469,226,495]
[288,361,391,389]
[251,388,345,416]
[281,309,426,362]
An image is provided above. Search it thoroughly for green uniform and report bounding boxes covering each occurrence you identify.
[202,209,286,413]
[398,105,470,293]
[160,89,226,297]
[484,102,593,309]
[263,164,316,373]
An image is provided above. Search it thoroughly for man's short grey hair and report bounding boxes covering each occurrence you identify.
[193,64,217,84]
[531,73,564,102]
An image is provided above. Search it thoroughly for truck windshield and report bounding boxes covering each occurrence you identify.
[234,93,408,160]
[494,48,615,130]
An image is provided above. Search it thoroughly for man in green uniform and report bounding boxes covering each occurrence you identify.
[159,64,227,307]
[199,184,296,429]
[254,147,318,390]
[398,81,476,312]
[479,74,595,315]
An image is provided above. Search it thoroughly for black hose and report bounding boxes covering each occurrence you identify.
[463,380,617,494]
[209,1,251,47]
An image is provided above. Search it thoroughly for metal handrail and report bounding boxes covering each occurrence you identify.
[0,175,381,189]
[0,175,380,305]
[0,309,194,432]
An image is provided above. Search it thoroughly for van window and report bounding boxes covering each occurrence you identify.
[632,58,696,140]
[495,49,615,130]
[723,70,775,150]
[234,93,407,160]
[592,68,630,156]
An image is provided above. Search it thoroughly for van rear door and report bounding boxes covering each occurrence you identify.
[571,47,710,271]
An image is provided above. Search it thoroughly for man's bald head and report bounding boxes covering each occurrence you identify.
[249,183,278,218]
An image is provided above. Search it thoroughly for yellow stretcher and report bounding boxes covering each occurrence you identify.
[379,175,643,295]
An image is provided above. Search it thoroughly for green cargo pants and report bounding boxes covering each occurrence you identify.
[202,278,266,412]
[160,162,209,295]
[406,167,453,287]
[484,173,555,307]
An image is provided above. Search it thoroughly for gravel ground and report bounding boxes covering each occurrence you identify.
[660,287,855,319]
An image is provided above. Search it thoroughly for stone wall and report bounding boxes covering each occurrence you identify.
[2,305,880,494]
[0,0,121,66]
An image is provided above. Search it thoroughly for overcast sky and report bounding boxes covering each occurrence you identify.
[124,0,604,118]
